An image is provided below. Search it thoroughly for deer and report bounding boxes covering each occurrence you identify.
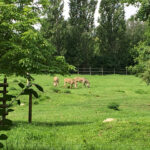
[74,77,90,88]
[53,76,59,87]
[64,78,75,88]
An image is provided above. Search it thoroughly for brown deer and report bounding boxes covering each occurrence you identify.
[74,77,90,88]
[64,78,75,88]
[53,76,59,87]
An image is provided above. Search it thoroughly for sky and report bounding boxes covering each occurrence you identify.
[62,0,139,26]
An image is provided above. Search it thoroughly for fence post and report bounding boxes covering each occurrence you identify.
[0,77,8,123]
[89,67,91,75]
[126,67,128,75]
[77,68,79,75]
[102,67,103,75]
[114,68,115,75]
[28,93,32,123]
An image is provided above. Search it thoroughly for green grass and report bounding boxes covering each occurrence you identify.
[1,74,150,150]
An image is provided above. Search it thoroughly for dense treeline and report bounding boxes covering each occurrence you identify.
[0,0,150,73]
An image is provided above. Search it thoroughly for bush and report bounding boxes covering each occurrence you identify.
[108,102,120,111]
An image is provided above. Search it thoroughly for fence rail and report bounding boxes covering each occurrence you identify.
[74,67,128,75]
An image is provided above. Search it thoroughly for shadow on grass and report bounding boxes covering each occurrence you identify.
[12,121,92,127]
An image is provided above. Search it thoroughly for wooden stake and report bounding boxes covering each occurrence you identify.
[28,93,32,123]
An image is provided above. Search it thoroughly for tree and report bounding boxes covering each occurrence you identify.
[0,0,74,76]
[64,0,97,67]
[40,0,67,56]
[96,0,127,68]
[125,16,148,65]
[125,0,150,84]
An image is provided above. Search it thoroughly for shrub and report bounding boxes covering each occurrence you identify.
[108,102,120,111]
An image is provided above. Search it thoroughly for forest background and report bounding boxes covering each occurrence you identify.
[0,0,150,74]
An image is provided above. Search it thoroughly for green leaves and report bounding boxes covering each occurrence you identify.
[18,83,25,89]
[33,84,44,92]
[0,134,8,140]
[7,109,14,113]
[97,0,127,67]
[0,142,3,148]
[31,89,38,98]
[16,100,21,105]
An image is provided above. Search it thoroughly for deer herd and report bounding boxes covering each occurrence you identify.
[53,76,90,88]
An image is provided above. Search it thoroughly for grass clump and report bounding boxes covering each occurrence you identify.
[52,88,61,93]
[39,95,51,101]
[34,101,39,105]
[108,102,120,111]
[64,90,71,94]
[9,87,17,90]
[13,79,19,83]
[135,89,148,94]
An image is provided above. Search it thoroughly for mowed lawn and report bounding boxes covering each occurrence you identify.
[1,74,150,150]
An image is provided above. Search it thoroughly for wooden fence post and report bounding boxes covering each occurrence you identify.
[78,68,79,75]
[126,67,128,75]
[28,93,32,123]
[114,68,115,75]
[102,67,103,75]
[0,77,8,123]
[89,67,91,75]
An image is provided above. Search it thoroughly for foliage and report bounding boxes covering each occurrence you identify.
[127,0,150,85]
[16,73,44,123]
[0,0,74,76]
[18,74,44,99]
[96,0,127,67]
[40,0,66,56]
[126,16,147,48]
[65,0,97,67]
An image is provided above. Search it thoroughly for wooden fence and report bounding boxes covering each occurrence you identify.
[0,77,8,122]
[75,67,128,75]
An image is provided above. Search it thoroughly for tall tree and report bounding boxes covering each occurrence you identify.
[97,0,127,67]
[126,16,147,47]
[40,0,67,56]
[126,16,148,65]
[65,0,97,67]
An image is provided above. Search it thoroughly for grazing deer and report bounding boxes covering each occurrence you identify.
[74,77,90,88]
[53,76,59,87]
[64,78,75,88]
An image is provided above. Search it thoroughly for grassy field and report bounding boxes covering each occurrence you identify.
[1,74,150,150]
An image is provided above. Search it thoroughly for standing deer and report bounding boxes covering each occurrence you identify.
[74,77,90,88]
[64,78,75,88]
[53,77,59,87]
